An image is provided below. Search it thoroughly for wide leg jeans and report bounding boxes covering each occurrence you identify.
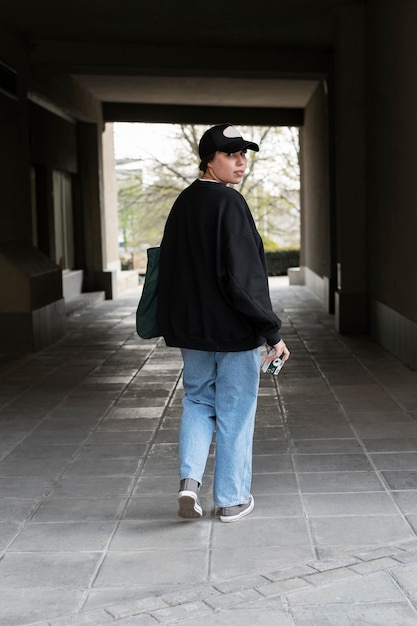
[179,347,261,507]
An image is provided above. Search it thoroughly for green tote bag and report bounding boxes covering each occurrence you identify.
[136,246,161,339]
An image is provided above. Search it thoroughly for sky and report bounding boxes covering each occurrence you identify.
[113,122,178,161]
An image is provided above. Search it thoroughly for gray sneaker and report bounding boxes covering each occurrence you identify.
[178,478,203,519]
[219,494,254,523]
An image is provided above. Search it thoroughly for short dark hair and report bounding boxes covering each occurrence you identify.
[199,152,216,173]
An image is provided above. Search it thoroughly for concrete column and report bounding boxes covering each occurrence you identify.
[77,122,118,298]
[334,5,367,333]
[77,122,104,277]
[101,123,120,274]
[299,82,333,311]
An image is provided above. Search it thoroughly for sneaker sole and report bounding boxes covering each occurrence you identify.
[178,491,203,519]
[219,495,254,523]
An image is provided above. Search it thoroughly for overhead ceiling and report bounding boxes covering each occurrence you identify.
[0,0,364,111]
[75,76,319,108]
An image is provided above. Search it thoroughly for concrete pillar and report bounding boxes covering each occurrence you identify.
[101,123,120,274]
[299,82,333,311]
[77,122,118,298]
[333,5,367,333]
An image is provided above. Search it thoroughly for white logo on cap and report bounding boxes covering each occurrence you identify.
[223,126,242,139]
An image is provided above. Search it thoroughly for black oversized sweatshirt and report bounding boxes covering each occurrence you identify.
[157,179,282,352]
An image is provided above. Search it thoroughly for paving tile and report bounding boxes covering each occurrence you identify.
[253,439,290,454]
[297,471,385,493]
[347,411,415,424]
[0,552,100,588]
[303,492,399,516]
[0,588,86,626]
[363,437,417,452]
[254,426,286,440]
[6,443,79,459]
[392,491,417,514]
[64,457,139,476]
[85,432,152,445]
[0,497,40,522]
[303,567,360,587]
[76,444,146,459]
[109,519,211,550]
[82,587,166,612]
[370,452,417,470]
[133,474,180,495]
[31,496,126,522]
[381,471,417,490]
[148,442,179,458]
[0,522,19,550]
[204,588,261,610]
[8,521,116,552]
[257,577,313,597]
[141,455,182,475]
[351,545,401,561]
[248,494,304,517]
[265,564,317,581]
[309,515,415,547]
[212,517,310,549]
[293,453,372,472]
[209,546,314,580]
[20,430,93,445]
[287,423,355,439]
[0,457,72,478]
[153,428,180,443]
[160,582,221,605]
[315,544,375,560]
[391,563,417,601]
[53,476,134,497]
[287,571,405,605]
[253,454,294,473]
[349,557,401,574]
[150,600,214,624]
[292,439,362,454]
[290,602,417,625]
[252,472,298,495]
[94,550,207,587]
[355,423,417,439]
[405,514,417,534]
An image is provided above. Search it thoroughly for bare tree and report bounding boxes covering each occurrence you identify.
[116,123,300,256]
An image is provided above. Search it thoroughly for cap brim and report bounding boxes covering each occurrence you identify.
[220,139,259,153]
[242,140,259,152]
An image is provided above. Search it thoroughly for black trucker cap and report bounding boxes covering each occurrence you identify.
[198,124,259,160]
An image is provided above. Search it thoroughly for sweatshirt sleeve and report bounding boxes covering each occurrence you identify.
[223,225,282,346]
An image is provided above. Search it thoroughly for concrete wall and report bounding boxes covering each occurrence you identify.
[299,83,332,309]
[29,102,77,173]
[0,92,31,242]
[367,0,417,368]
[0,28,119,353]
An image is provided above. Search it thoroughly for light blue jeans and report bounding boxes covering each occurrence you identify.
[179,347,261,507]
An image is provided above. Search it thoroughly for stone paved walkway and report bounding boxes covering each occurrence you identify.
[1,278,417,625]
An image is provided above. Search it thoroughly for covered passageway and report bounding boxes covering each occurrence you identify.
[1,3,417,623]
[0,1,416,367]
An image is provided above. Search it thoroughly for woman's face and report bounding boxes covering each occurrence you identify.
[204,150,247,185]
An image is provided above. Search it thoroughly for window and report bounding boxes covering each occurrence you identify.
[53,171,74,270]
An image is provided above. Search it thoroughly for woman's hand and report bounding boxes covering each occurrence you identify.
[265,339,290,362]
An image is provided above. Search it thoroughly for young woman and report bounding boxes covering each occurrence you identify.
[157,124,290,522]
